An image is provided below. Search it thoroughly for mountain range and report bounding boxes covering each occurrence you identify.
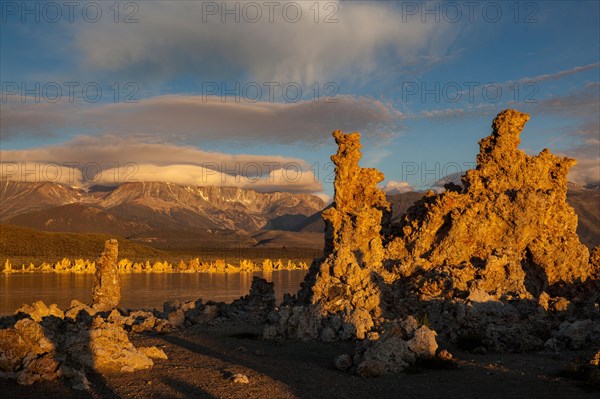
[0,181,326,249]
[1,180,598,250]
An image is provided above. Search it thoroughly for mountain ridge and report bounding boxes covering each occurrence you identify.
[1,181,325,234]
[2,179,598,249]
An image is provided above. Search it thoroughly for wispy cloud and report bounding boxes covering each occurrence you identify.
[532,82,600,186]
[0,137,324,193]
[380,180,415,195]
[410,64,600,121]
[1,95,402,144]
[507,63,600,85]
[402,64,599,186]
[73,1,458,85]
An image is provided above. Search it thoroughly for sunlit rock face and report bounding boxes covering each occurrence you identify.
[92,239,121,311]
[280,109,596,347]
[386,109,591,298]
[0,298,168,386]
[295,130,390,339]
[315,130,390,335]
[0,239,172,386]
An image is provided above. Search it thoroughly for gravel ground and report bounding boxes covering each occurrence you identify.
[1,321,598,399]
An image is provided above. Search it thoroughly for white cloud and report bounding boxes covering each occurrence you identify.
[381,180,415,195]
[430,172,464,193]
[95,163,322,193]
[0,162,85,187]
[0,137,324,193]
[74,1,457,85]
[0,135,304,168]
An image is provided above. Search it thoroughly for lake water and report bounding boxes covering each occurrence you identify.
[0,270,308,316]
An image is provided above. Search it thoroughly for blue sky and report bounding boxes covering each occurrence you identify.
[1,1,599,198]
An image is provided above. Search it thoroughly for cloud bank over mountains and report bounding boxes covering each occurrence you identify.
[0,137,323,193]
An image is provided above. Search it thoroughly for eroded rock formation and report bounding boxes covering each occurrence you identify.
[1,257,310,274]
[228,277,276,323]
[0,239,170,387]
[0,300,168,386]
[386,110,591,299]
[377,110,600,353]
[290,130,391,340]
[353,316,438,377]
[266,109,598,362]
[92,239,121,311]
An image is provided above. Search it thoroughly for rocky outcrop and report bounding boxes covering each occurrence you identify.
[0,318,59,385]
[1,257,310,274]
[386,110,591,300]
[0,240,171,387]
[16,301,64,323]
[353,317,438,377]
[590,351,600,386]
[92,239,121,311]
[378,110,600,352]
[289,130,390,340]
[265,109,598,359]
[228,277,276,323]
[64,316,158,373]
[590,246,600,279]
[0,301,168,386]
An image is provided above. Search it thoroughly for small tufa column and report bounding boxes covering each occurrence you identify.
[92,239,121,311]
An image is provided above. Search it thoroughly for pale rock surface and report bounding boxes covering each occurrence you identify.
[353,317,438,377]
[382,110,599,352]
[388,110,591,298]
[0,319,58,385]
[92,239,121,311]
[0,241,168,386]
[230,373,250,384]
[289,130,390,340]
[15,301,64,323]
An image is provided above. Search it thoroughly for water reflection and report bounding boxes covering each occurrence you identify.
[0,270,308,315]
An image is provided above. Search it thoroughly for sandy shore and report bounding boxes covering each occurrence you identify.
[1,320,597,399]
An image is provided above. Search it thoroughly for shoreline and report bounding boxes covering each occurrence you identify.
[1,258,312,274]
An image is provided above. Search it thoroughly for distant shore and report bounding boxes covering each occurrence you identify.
[2,258,311,274]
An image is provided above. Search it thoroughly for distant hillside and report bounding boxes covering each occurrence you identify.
[250,230,324,249]
[0,224,323,265]
[2,180,597,251]
[0,181,325,234]
[567,183,600,248]
[0,224,166,263]
[7,203,148,236]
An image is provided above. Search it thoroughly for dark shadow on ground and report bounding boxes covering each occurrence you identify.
[155,327,598,399]
[162,377,217,399]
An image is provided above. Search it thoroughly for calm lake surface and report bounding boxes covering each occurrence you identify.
[0,270,308,316]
